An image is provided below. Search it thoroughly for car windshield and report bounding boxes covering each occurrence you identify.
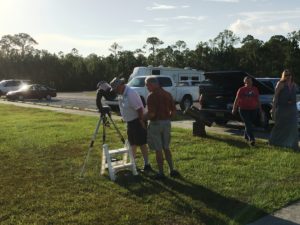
[127,77,145,87]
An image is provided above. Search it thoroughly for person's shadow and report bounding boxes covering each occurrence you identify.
[115,172,269,225]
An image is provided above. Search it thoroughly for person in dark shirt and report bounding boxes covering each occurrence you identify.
[145,76,180,179]
[232,76,262,146]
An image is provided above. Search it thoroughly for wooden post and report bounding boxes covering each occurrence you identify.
[193,121,206,137]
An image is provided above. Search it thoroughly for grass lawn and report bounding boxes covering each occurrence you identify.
[0,104,299,225]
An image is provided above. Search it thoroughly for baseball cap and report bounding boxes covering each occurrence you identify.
[110,77,125,90]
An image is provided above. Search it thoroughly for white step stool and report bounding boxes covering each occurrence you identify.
[100,141,138,181]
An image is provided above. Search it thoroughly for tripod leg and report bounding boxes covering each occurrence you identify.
[80,115,102,177]
[107,113,125,144]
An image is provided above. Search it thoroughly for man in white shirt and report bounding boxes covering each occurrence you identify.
[110,77,151,171]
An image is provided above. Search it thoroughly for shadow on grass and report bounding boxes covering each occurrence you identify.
[205,133,251,149]
[115,172,300,225]
[212,123,273,142]
[115,172,266,225]
[204,132,300,153]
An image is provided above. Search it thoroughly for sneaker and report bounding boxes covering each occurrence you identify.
[170,170,180,178]
[143,164,152,172]
[154,173,166,180]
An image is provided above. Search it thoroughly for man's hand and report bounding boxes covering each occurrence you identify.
[139,119,146,129]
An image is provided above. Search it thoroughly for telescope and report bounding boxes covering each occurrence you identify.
[80,81,124,178]
[96,81,117,113]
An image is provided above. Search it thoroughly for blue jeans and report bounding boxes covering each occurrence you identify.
[239,109,258,142]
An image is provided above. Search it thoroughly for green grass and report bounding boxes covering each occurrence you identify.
[0,104,299,225]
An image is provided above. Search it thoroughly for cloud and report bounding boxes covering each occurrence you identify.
[229,9,300,37]
[204,0,239,2]
[146,3,175,10]
[239,9,300,23]
[154,16,206,22]
[230,21,293,36]
[146,2,190,10]
[131,19,144,23]
[144,24,167,28]
[173,16,206,21]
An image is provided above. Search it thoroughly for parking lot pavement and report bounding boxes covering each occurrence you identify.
[247,201,300,225]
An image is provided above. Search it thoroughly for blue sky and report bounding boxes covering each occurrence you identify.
[0,0,300,56]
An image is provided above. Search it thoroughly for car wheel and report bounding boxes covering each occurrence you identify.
[180,96,193,111]
[18,95,24,101]
[46,95,52,101]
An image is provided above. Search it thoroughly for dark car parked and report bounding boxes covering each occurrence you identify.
[6,84,57,101]
[197,71,274,129]
[256,77,280,90]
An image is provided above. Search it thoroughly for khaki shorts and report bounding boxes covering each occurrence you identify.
[147,120,171,151]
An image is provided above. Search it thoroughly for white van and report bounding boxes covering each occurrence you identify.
[128,66,205,84]
[104,66,205,111]
[127,75,199,111]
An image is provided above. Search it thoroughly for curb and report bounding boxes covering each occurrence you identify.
[0,98,98,113]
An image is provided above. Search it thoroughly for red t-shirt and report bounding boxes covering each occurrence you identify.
[147,88,176,120]
[236,86,259,110]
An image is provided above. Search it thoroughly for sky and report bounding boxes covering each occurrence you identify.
[0,0,300,57]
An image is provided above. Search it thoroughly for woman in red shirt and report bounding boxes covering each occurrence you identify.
[232,76,262,146]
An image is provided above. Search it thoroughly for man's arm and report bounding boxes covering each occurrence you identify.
[146,94,156,120]
[169,95,176,118]
[136,107,146,128]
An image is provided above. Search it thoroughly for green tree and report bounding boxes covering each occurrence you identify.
[173,40,187,52]
[0,34,16,55]
[146,37,164,65]
[213,29,240,51]
[109,42,122,58]
[238,35,264,74]
[286,30,300,78]
[261,35,290,75]
[14,33,38,56]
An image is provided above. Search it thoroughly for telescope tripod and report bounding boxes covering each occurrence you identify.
[80,107,137,180]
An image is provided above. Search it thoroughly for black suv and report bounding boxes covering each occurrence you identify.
[197,71,274,129]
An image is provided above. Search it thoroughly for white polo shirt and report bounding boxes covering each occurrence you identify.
[118,85,144,122]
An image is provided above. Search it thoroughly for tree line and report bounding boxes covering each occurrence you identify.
[0,30,300,91]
